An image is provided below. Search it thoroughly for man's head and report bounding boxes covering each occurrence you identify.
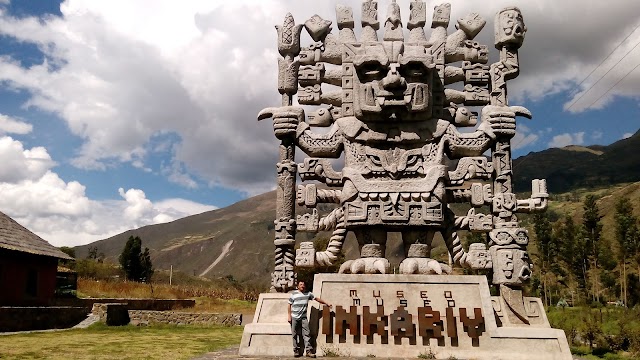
[297,280,307,292]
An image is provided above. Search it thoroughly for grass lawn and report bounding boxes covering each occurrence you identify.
[0,323,243,360]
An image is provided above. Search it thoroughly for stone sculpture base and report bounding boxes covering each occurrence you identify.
[239,293,294,356]
[239,274,571,359]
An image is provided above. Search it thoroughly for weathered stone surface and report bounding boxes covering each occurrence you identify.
[91,303,129,326]
[239,293,293,356]
[239,275,571,359]
[259,1,547,288]
[307,274,571,359]
[248,1,568,358]
[92,303,130,326]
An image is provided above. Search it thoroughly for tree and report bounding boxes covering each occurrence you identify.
[87,246,105,263]
[582,195,603,303]
[119,236,153,282]
[57,246,76,267]
[615,197,639,306]
[88,246,98,260]
[464,231,486,246]
[555,215,582,305]
[59,246,76,258]
[140,247,154,282]
[533,211,557,306]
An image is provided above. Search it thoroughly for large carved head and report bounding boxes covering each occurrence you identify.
[350,42,434,121]
[292,1,518,126]
[349,1,434,122]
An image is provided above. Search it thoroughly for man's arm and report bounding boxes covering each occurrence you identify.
[314,297,332,308]
[288,303,292,323]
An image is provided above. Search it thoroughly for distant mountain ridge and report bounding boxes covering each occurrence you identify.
[513,129,640,193]
[75,128,640,289]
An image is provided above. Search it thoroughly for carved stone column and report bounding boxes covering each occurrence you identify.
[271,14,302,292]
[489,6,531,322]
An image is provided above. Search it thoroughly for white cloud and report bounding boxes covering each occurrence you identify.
[548,132,585,148]
[622,132,633,139]
[118,187,154,220]
[0,135,217,247]
[512,124,539,150]
[0,0,638,197]
[162,160,198,189]
[7,182,219,247]
[0,114,33,135]
[0,136,55,182]
[0,171,91,219]
[592,131,604,140]
[154,198,217,218]
[563,30,640,113]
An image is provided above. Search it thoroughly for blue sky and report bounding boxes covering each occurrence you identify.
[0,0,638,246]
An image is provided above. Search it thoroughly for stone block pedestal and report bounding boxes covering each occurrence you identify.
[239,293,294,356]
[239,274,571,359]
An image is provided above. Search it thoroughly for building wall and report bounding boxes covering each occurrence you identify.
[0,249,58,306]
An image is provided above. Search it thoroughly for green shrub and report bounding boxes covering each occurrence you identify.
[570,345,590,356]
[417,349,436,359]
[629,326,640,356]
[603,353,627,360]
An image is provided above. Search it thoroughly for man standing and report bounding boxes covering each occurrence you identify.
[288,280,331,358]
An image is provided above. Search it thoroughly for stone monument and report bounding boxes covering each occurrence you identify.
[240,2,571,358]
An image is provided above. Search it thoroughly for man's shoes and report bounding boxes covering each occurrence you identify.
[305,352,316,358]
[293,350,302,358]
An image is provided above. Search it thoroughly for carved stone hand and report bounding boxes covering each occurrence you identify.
[480,104,531,139]
[257,106,305,140]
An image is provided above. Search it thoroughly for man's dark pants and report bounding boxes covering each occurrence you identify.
[291,316,312,354]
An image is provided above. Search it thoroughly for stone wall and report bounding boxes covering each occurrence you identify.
[129,310,241,326]
[0,301,239,332]
[91,303,130,326]
[0,306,89,332]
[53,298,195,310]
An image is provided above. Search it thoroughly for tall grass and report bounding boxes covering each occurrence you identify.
[78,278,258,301]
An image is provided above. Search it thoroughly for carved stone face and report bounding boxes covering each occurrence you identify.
[362,146,425,180]
[351,43,433,121]
[494,7,526,48]
[491,248,532,285]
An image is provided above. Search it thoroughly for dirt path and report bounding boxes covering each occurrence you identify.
[200,239,234,276]
[192,346,410,360]
[192,346,588,360]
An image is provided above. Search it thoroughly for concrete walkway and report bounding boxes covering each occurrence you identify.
[73,314,100,329]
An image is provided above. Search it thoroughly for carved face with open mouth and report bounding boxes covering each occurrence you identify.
[352,44,433,121]
[495,6,527,48]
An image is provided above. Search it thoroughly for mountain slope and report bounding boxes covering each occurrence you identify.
[513,129,640,193]
[76,191,279,287]
[76,128,640,288]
